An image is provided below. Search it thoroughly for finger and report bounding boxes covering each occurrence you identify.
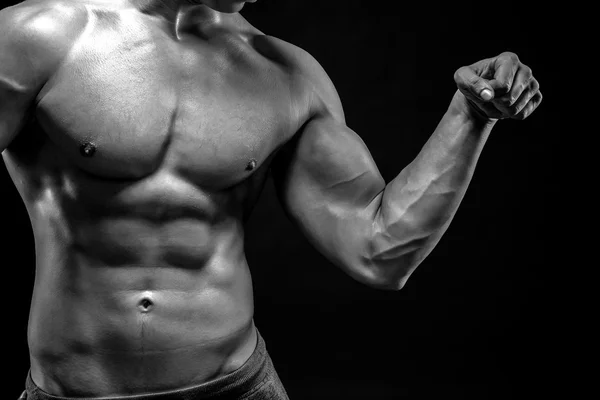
[513,90,543,120]
[488,52,519,97]
[507,65,534,106]
[454,66,495,102]
[494,64,533,110]
[509,78,540,115]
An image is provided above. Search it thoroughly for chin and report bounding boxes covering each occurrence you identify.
[225,4,245,13]
[208,1,247,13]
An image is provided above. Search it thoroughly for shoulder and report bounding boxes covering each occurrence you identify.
[0,0,88,89]
[248,31,346,123]
[1,0,88,40]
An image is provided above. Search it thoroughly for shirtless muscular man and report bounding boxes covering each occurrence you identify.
[0,0,542,399]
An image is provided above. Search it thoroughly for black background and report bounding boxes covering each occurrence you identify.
[3,0,567,399]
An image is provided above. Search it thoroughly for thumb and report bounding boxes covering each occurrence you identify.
[479,87,494,101]
[471,78,495,102]
[455,66,495,102]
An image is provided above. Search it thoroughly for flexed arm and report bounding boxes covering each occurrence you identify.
[272,50,542,290]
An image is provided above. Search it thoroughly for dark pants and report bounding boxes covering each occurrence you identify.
[19,329,289,400]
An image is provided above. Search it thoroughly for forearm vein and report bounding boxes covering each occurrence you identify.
[368,92,496,277]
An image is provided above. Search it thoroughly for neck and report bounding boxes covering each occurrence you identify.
[130,0,207,22]
[132,0,204,13]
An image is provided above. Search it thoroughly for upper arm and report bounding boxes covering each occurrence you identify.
[0,1,86,153]
[271,45,387,286]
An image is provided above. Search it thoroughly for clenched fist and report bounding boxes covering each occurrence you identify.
[454,52,542,121]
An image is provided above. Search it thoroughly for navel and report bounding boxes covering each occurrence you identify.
[246,158,257,171]
[138,298,154,313]
[79,142,97,158]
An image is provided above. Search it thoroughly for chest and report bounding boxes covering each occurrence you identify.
[34,11,294,189]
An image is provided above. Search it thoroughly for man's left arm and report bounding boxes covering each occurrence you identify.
[272,51,542,290]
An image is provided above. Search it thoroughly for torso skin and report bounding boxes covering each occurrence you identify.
[2,0,312,396]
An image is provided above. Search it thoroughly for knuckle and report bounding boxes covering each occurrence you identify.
[500,51,518,62]
[454,66,467,82]
[453,68,461,82]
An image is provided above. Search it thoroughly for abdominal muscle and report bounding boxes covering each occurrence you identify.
[24,176,258,398]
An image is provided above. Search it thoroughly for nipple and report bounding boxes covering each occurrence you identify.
[246,159,257,171]
[138,298,154,313]
[79,142,97,158]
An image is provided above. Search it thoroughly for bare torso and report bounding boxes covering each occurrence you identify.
[3,0,308,396]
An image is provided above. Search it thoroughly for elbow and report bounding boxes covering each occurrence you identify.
[362,225,434,291]
[358,246,420,292]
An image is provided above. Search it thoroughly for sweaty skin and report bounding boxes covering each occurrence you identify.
[1,0,542,397]
[2,0,302,396]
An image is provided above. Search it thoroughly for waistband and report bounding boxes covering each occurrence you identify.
[25,328,268,400]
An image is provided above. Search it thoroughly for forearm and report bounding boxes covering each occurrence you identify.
[367,90,496,286]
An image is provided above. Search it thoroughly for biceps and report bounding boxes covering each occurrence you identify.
[273,116,386,222]
[271,116,386,281]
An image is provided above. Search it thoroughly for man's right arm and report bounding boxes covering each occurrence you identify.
[0,1,86,152]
